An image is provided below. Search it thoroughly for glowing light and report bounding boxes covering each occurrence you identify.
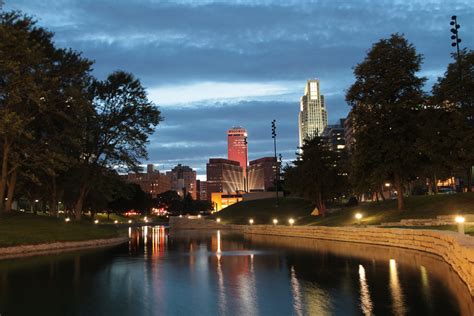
[358,265,373,315]
[216,218,221,223]
[128,220,132,224]
[455,216,465,223]
[65,218,70,222]
[355,213,363,220]
[288,218,295,225]
[389,259,406,315]
[273,218,278,225]
[114,220,118,224]
[179,214,183,218]
[34,199,39,203]
[384,182,391,187]
[249,218,254,225]
[198,214,202,218]
[94,219,99,224]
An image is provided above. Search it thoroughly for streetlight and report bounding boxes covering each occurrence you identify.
[455,215,465,234]
[216,218,221,223]
[94,219,99,224]
[128,220,132,224]
[65,218,70,222]
[288,218,295,226]
[114,220,118,224]
[355,213,363,225]
[249,218,254,225]
[273,218,278,225]
[271,119,279,207]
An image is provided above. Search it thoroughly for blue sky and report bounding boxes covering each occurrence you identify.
[4,0,474,178]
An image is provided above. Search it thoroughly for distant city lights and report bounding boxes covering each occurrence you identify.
[288,218,295,225]
[273,218,278,225]
[249,218,254,225]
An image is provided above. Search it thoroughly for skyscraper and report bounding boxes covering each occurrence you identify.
[227,127,248,184]
[298,79,327,148]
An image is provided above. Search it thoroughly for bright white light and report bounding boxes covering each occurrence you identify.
[114,220,118,224]
[355,213,363,220]
[216,218,221,223]
[179,214,183,218]
[455,216,465,223]
[128,220,132,224]
[384,183,391,187]
[273,218,278,225]
[34,199,39,203]
[65,218,70,222]
[94,220,99,224]
[249,219,254,225]
[288,218,295,225]
[198,214,202,218]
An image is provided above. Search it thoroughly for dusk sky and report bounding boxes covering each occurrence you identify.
[5,0,474,179]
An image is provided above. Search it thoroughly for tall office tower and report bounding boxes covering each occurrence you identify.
[227,127,248,178]
[206,158,244,200]
[298,79,327,148]
[166,164,197,199]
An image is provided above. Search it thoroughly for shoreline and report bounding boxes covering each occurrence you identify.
[0,237,129,260]
[170,217,474,297]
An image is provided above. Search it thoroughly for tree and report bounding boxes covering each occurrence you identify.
[432,49,474,192]
[284,136,348,216]
[346,34,426,210]
[73,71,162,220]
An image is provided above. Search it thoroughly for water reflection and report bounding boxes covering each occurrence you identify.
[389,259,406,315]
[358,264,373,316]
[0,228,469,315]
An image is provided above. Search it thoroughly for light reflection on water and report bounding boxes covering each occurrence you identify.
[0,227,470,315]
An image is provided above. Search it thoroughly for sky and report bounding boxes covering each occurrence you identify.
[4,0,474,179]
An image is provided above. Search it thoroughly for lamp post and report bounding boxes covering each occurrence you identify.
[455,216,465,234]
[271,119,279,207]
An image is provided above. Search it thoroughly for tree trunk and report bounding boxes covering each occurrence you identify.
[434,174,439,194]
[5,169,18,212]
[379,186,386,201]
[467,167,472,192]
[427,177,432,195]
[50,176,58,217]
[394,174,404,211]
[0,140,10,212]
[317,190,326,217]
[74,184,88,221]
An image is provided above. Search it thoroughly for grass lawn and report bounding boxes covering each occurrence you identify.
[0,212,122,247]
[210,197,315,225]
[212,193,474,229]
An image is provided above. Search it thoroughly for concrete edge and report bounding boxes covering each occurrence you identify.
[0,237,129,260]
[169,217,474,297]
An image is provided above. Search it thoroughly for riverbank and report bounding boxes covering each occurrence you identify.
[170,217,474,297]
[0,237,129,260]
[0,212,122,247]
[212,193,474,230]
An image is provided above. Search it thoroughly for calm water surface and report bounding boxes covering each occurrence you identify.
[0,226,471,315]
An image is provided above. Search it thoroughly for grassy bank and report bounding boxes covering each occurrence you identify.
[213,193,474,231]
[0,212,122,247]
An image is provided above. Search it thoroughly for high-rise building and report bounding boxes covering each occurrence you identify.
[248,157,279,192]
[206,158,244,200]
[196,180,207,201]
[166,164,197,199]
[344,110,355,151]
[227,127,248,179]
[322,119,346,152]
[298,79,327,148]
[125,164,171,198]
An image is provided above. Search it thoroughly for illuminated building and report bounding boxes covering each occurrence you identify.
[248,157,279,191]
[227,127,248,186]
[125,164,170,198]
[166,164,197,199]
[322,119,346,152]
[211,192,243,212]
[344,109,355,151]
[206,158,244,201]
[298,79,327,148]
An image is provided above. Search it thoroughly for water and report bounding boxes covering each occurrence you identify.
[0,226,471,315]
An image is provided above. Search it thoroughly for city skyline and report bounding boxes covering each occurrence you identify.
[5,0,474,177]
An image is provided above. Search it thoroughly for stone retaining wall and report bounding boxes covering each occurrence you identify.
[0,237,129,260]
[169,217,474,296]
